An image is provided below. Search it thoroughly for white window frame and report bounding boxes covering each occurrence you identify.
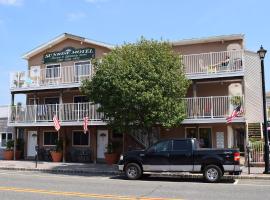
[74,60,91,82]
[43,131,59,147]
[0,132,13,149]
[72,130,90,147]
[45,63,61,79]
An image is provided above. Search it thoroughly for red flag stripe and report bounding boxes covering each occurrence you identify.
[83,116,89,134]
[53,115,60,131]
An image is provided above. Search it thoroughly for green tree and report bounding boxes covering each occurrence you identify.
[81,38,190,140]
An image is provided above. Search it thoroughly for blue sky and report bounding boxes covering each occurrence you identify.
[0,0,269,105]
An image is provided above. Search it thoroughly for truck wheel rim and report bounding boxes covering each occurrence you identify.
[207,168,218,181]
[127,166,137,178]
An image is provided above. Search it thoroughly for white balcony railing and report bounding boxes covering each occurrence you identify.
[183,96,244,119]
[8,96,244,125]
[8,102,104,124]
[183,50,244,76]
[10,64,92,90]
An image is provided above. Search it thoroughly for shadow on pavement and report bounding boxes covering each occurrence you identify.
[110,175,235,184]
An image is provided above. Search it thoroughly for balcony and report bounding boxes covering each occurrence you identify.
[182,96,245,123]
[8,96,245,127]
[10,64,93,92]
[182,50,244,79]
[8,102,106,126]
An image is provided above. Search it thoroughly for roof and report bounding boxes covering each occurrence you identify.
[172,34,245,46]
[0,106,8,118]
[22,33,115,60]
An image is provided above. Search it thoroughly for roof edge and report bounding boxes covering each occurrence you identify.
[172,34,245,46]
[22,33,114,60]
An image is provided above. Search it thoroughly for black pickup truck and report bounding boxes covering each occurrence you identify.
[118,138,241,182]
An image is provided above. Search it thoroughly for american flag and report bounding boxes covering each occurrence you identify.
[226,105,244,123]
[53,114,61,131]
[83,116,89,134]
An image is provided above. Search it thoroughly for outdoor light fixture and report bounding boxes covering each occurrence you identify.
[257,45,269,174]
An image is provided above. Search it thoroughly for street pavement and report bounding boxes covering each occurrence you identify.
[0,170,269,200]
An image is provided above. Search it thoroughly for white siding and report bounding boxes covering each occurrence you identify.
[244,51,264,123]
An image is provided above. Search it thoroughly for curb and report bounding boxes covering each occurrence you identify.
[1,167,270,180]
[0,167,121,176]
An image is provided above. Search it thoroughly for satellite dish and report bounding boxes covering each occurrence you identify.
[30,66,40,77]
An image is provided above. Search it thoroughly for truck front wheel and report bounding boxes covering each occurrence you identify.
[203,165,222,183]
[125,163,142,180]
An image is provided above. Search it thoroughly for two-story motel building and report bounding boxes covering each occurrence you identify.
[8,33,264,162]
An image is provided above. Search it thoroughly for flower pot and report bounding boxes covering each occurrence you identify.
[15,150,22,160]
[104,153,119,165]
[50,151,63,162]
[3,150,14,160]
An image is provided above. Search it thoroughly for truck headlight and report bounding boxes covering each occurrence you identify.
[120,155,123,160]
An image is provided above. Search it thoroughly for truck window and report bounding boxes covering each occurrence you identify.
[148,140,172,153]
[173,140,189,151]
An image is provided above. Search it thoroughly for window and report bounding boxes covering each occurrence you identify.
[0,133,13,148]
[46,64,60,78]
[148,140,172,153]
[44,97,59,104]
[74,96,88,103]
[72,131,89,146]
[75,61,91,81]
[173,140,189,151]
[199,128,212,148]
[44,132,58,146]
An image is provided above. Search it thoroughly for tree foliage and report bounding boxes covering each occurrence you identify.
[81,38,190,133]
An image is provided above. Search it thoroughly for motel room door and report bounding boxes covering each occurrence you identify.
[97,130,108,159]
[27,131,37,157]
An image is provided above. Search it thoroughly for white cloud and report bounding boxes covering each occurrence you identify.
[67,11,86,22]
[0,0,23,6]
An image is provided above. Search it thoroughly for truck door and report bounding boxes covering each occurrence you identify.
[142,140,172,171]
[170,140,193,171]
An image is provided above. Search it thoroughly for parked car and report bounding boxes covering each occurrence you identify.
[118,138,241,183]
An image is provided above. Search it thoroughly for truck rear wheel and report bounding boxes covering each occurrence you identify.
[203,165,222,183]
[125,163,142,180]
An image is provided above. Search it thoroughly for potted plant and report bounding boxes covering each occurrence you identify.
[3,140,14,160]
[50,139,63,162]
[104,142,120,165]
[230,96,242,106]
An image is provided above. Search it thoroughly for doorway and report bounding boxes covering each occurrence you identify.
[27,131,37,157]
[97,130,108,159]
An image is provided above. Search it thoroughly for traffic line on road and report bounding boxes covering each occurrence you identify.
[0,186,183,200]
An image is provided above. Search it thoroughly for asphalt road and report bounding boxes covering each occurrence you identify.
[0,170,269,200]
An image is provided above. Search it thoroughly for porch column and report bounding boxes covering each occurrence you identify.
[227,125,234,148]
[11,93,15,105]
[13,127,18,160]
[192,81,197,97]
[62,128,66,163]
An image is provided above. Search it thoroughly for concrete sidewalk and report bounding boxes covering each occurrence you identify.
[0,160,119,175]
[0,160,270,180]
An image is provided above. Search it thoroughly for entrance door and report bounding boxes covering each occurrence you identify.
[97,130,108,159]
[27,131,37,157]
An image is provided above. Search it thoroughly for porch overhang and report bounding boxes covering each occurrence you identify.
[8,121,107,127]
[181,117,246,124]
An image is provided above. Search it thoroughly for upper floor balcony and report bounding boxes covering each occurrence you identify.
[8,96,245,127]
[10,63,93,92]
[183,50,244,79]
[10,50,245,92]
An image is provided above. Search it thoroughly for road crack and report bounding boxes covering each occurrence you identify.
[139,184,162,199]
